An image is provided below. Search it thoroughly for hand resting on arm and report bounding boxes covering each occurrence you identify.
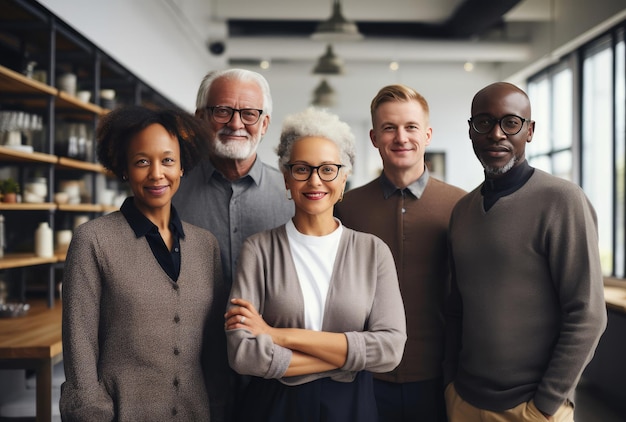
[225,298,348,376]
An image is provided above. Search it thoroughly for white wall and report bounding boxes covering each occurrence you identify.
[37,0,626,192]
[37,0,223,110]
[259,61,499,191]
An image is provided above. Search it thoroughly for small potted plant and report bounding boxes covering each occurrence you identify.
[1,178,20,203]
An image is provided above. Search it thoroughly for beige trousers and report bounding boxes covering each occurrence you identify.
[445,383,575,422]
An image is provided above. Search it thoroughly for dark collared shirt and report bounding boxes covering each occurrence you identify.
[380,167,430,200]
[120,197,184,281]
[481,160,535,211]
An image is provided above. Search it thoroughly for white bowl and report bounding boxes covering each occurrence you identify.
[54,192,69,204]
[76,90,91,103]
[25,182,47,198]
[23,191,44,203]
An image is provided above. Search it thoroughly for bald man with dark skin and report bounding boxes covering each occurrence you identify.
[469,82,534,177]
[443,82,606,422]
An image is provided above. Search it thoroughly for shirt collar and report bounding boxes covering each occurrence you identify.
[204,155,264,186]
[120,197,185,239]
[380,167,430,199]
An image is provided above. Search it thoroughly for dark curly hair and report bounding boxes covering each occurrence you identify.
[96,105,210,180]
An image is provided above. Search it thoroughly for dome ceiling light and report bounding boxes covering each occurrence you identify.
[312,44,345,75]
[311,0,363,42]
[312,79,337,107]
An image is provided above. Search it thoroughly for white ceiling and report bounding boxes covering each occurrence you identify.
[168,0,553,65]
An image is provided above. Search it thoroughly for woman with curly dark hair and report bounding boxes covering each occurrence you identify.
[60,106,227,421]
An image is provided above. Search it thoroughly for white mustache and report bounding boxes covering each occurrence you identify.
[218,127,250,138]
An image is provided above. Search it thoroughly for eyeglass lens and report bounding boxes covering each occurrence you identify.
[290,164,341,182]
[210,106,262,125]
[471,114,524,135]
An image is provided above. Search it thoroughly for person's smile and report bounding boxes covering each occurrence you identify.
[302,191,328,200]
[144,184,170,196]
[219,128,249,141]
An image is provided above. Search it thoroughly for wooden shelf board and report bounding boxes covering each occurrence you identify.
[57,156,105,172]
[0,65,57,96]
[0,202,56,211]
[0,146,57,164]
[0,253,58,270]
[56,91,106,115]
[57,203,103,212]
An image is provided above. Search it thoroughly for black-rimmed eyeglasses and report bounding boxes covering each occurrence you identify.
[285,163,344,182]
[469,114,530,135]
[205,105,263,125]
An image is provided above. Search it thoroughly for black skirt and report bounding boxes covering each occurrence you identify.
[233,371,378,422]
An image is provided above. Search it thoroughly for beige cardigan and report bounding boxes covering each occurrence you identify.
[226,224,407,386]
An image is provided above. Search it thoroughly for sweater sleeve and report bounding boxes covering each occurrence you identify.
[533,187,607,415]
[60,224,115,421]
[226,238,292,379]
[341,236,407,373]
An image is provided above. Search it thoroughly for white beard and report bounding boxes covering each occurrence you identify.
[212,128,261,160]
[482,156,516,176]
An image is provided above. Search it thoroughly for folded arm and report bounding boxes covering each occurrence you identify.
[225,298,347,374]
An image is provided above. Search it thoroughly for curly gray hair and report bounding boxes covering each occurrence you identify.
[276,107,355,174]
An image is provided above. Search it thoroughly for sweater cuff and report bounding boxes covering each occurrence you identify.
[264,342,292,379]
[533,393,562,417]
[342,332,365,371]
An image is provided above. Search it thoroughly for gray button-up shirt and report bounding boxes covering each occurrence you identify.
[173,157,294,285]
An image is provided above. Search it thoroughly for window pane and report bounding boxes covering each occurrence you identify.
[552,68,573,150]
[529,155,552,173]
[553,150,573,181]
[528,77,551,156]
[616,31,625,277]
[582,39,614,275]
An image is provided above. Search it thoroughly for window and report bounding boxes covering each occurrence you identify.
[582,37,614,275]
[527,62,574,180]
[615,29,625,277]
[526,22,626,278]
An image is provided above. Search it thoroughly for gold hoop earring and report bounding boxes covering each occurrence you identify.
[337,189,345,203]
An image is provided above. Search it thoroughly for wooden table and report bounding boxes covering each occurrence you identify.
[0,299,62,422]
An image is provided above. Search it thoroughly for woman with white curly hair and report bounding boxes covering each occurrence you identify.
[224,107,407,421]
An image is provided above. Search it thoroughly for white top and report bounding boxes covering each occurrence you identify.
[285,218,343,331]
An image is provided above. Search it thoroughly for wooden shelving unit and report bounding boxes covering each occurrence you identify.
[0,0,178,308]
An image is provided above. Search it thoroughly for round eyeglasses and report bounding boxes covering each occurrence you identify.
[469,114,530,135]
[205,105,263,125]
[285,163,343,182]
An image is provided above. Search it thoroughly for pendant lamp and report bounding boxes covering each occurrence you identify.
[312,79,337,107]
[312,44,344,75]
[311,0,363,42]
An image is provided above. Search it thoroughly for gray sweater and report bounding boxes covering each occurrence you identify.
[226,225,407,386]
[60,212,225,421]
[444,169,607,415]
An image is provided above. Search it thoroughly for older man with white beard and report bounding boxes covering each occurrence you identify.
[173,69,294,422]
[174,69,294,286]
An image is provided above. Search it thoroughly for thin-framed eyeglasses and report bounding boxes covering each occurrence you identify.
[469,114,530,135]
[205,105,263,125]
[285,163,344,182]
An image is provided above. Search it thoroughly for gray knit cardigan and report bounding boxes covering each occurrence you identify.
[60,211,226,421]
[226,224,407,386]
